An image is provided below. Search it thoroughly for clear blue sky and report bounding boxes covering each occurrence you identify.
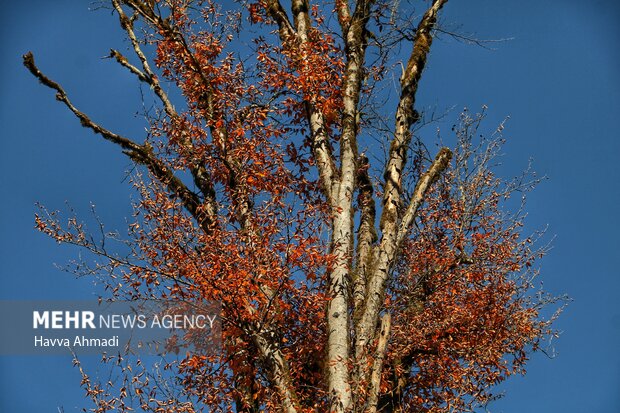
[1,1,619,412]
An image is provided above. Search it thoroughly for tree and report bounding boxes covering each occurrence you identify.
[25,1,560,412]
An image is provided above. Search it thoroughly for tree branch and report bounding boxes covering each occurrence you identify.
[264,0,338,204]
[264,0,296,40]
[344,0,376,323]
[353,153,376,319]
[23,52,214,232]
[112,0,176,116]
[355,0,448,373]
[326,0,378,409]
[291,0,311,42]
[109,49,149,82]
[396,147,452,246]
[111,0,219,224]
[251,327,299,413]
[366,313,391,413]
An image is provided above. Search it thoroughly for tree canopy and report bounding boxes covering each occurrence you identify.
[25,0,561,412]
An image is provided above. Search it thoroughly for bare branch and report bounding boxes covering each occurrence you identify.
[291,0,311,42]
[435,26,514,50]
[366,313,391,413]
[23,52,214,232]
[325,0,379,409]
[112,0,176,117]
[396,147,452,246]
[109,49,149,82]
[353,153,377,319]
[355,0,449,372]
[264,0,296,40]
[24,52,142,153]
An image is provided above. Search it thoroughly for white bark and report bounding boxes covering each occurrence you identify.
[355,0,449,376]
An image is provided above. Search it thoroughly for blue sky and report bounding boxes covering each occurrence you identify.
[1,0,619,412]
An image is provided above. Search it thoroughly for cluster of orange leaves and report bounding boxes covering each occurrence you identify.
[386,167,551,411]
